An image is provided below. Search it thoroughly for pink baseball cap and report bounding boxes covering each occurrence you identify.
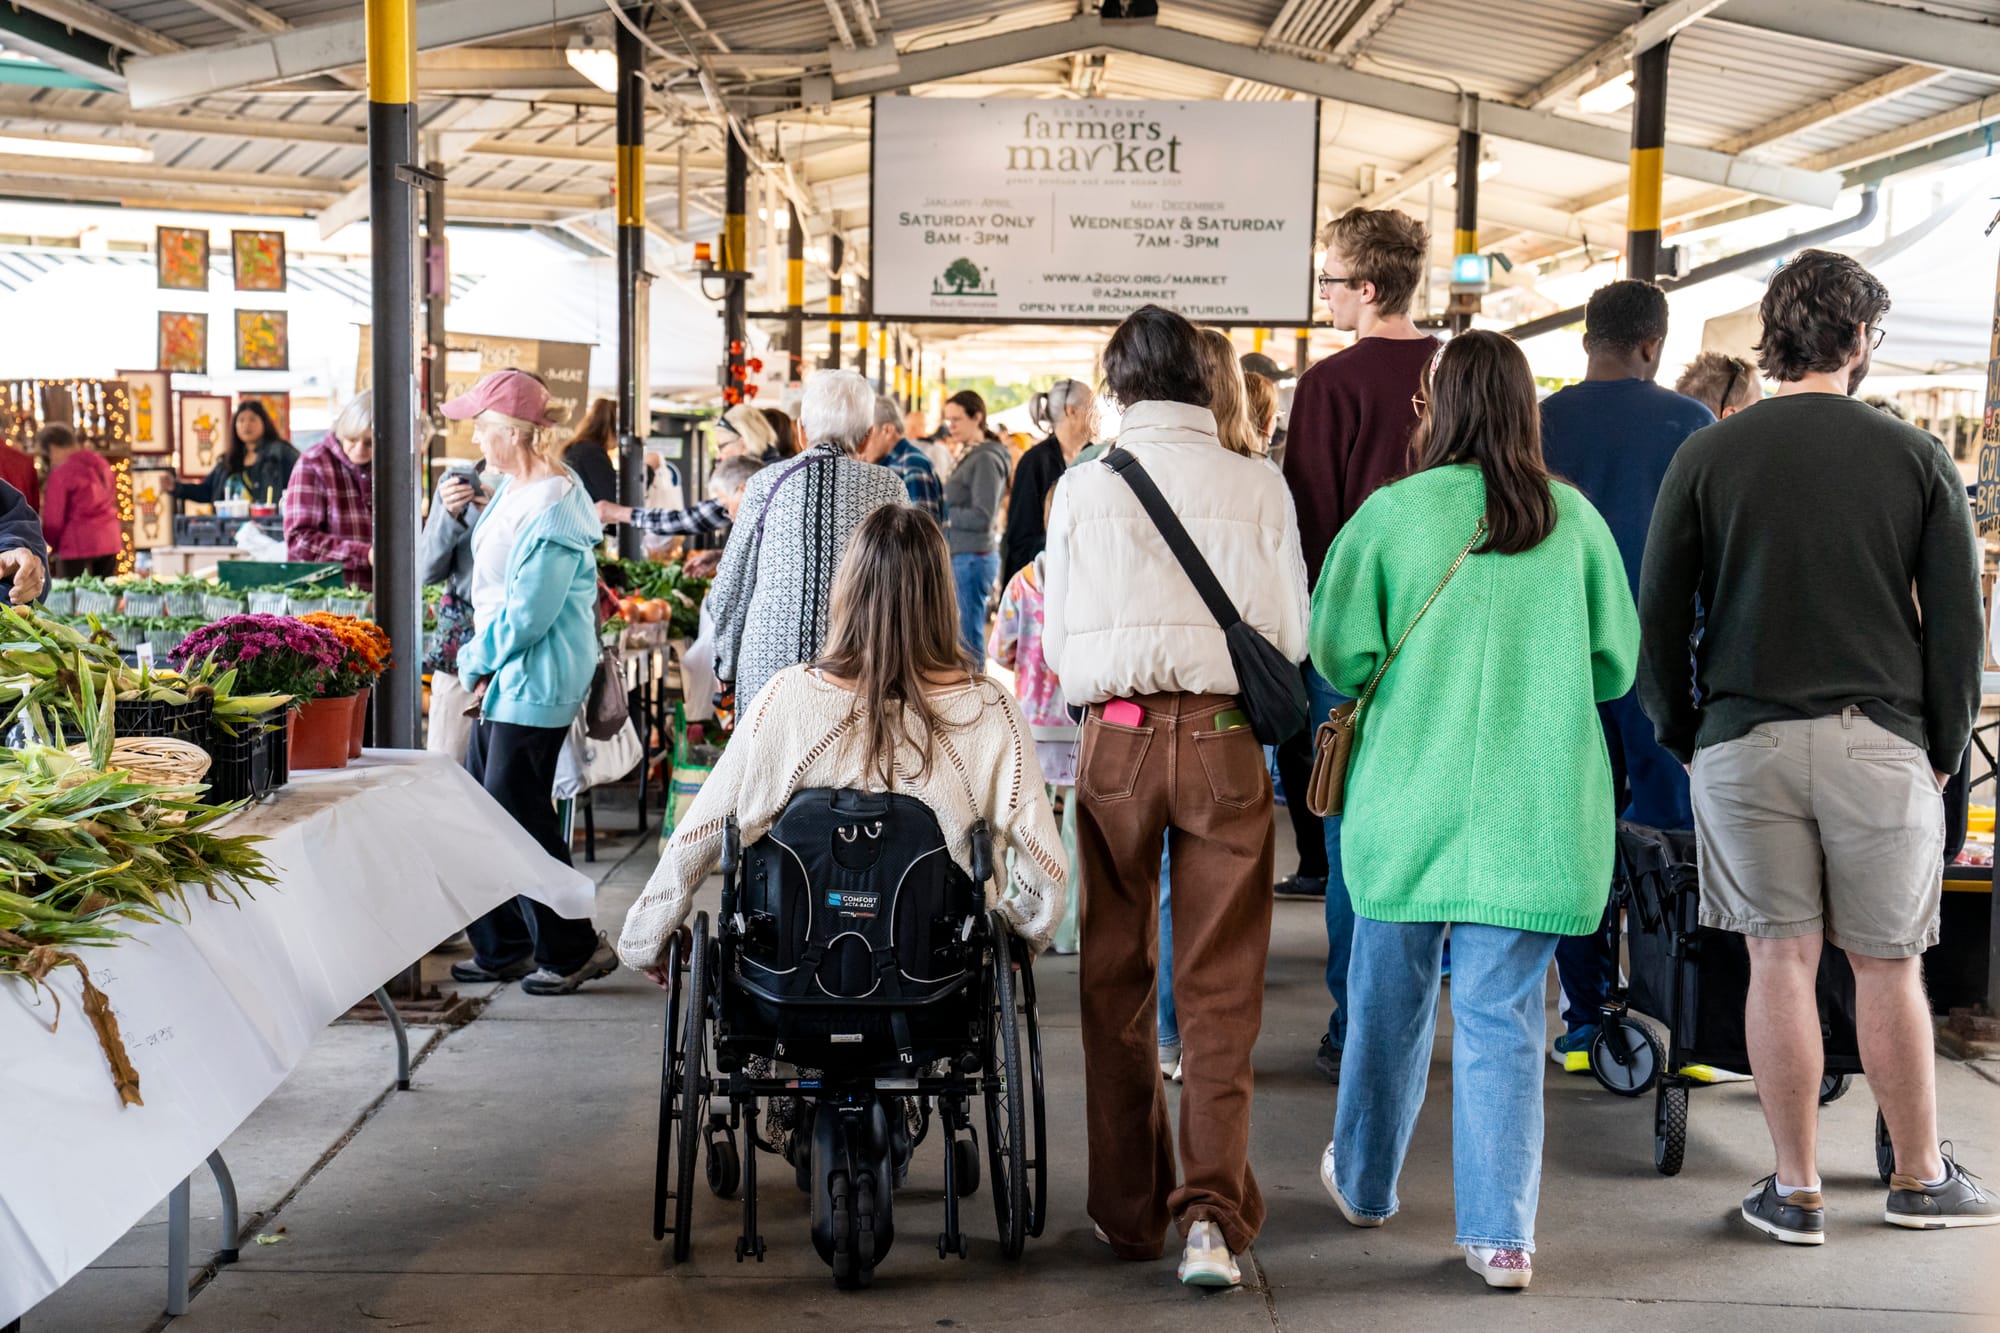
[440,369,564,424]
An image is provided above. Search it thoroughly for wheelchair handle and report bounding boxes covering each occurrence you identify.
[969,819,994,887]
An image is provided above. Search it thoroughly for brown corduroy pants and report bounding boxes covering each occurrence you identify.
[1075,692,1275,1259]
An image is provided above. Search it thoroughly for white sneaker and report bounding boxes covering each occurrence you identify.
[1158,1042,1182,1082]
[1319,1141,1384,1228]
[1464,1244,1533,1289]
[1177,1220,1240,1287]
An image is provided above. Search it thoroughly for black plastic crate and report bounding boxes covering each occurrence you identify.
[114,696,212,744]
[202,706,286,804]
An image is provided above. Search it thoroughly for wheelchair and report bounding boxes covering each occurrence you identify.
[651,788,1048,1288]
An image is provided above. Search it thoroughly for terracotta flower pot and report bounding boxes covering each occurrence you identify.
[348,684,371,759]
[289,695,357,771]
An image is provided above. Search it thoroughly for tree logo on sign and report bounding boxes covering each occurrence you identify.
[934,258,995,297]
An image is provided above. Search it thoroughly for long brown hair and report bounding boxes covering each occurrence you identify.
[816,505,974,785]
[1410,330,1556,555]
[1195,327,1261,457]
[567,397,617,454]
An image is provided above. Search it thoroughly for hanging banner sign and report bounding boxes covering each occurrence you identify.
[1975,241,2000,535]
[871,97,1319,324]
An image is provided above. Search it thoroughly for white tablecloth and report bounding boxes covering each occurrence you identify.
[0,750,596,1325]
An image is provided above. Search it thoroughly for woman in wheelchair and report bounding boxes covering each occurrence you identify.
[618,503,1067,967]
[616,504,1067,1285]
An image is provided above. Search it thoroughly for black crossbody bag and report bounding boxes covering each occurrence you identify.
[1104,448,1310,744]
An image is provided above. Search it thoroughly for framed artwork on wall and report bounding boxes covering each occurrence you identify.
[234,309,288,371]
[132,467,176,549]
[230,229,286,292]
[158,312,208,374]
[176,393,230,480]
[237,390,289,444]
[156,226,209,291]
[116,370,172,455]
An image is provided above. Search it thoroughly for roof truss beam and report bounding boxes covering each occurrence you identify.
[831,16,1841,207]
[15,0,179,56]
[124,0,609,107]
[1721,0,2000,83]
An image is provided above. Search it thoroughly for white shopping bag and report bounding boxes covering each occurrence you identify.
[552,710,642,799]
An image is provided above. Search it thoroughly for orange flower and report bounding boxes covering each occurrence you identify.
[298,612,393,678]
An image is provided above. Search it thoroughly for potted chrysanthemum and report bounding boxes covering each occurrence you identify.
[297,612,393,759]
[170,613,346,769]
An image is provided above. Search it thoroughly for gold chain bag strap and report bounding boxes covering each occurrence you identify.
[1305,518,1486,818]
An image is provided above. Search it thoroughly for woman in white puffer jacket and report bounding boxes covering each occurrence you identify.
[1042,304,1308,1290]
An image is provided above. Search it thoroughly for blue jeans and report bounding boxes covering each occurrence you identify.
[1157,838,1176,1046]
[951,551,1000,670]
[1332,918,1562,1251]
[1306,666,1352,1050]
[1552,691,1692,1034]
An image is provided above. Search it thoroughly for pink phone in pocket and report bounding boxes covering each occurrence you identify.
[1102,699,1144,727]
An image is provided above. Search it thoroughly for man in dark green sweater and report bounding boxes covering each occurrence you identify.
[1639,249,1994,1243]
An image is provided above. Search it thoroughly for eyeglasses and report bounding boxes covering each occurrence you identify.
[1411,391,1428,415]
[1317,273,1364,293]
[1868,324,1887,350]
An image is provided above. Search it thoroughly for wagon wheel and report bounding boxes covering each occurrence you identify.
[1654,1082,1688,1177]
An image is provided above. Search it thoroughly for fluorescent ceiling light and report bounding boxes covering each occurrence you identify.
[0,132,152,163]
[565,33,619,94]
[1443,158,1503,189]
[1578,70,1635,115]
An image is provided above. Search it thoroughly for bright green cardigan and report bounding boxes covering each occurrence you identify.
[1310,465,1639,937]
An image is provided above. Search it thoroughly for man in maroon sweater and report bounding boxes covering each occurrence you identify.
[1282,206,1439,1084]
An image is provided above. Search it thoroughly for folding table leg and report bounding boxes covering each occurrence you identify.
[374,985,411,1090]
[208,1151,241,1264]
[166,1177,191,1316]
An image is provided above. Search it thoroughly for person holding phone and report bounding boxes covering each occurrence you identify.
[1043,304,1308,1290]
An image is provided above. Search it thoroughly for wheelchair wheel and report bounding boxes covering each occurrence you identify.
[1017,941,1049,1239]
[670,912,712,1264]
[1819,1073,1852,1105]
[651,929,686,1242]
[707,1133,741,1199]
[1654,1082,1688,1177]
[1589,1015,1663,1098]
[982,920,1029,1260]
[953,1135,981,1198]
[1876,1108,1895,1185]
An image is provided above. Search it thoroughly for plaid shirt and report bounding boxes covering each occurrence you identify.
[284,436,372,590]
[884,438,947,523]
[630,496,731,537]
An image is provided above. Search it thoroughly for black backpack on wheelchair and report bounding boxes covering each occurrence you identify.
[652,788,1047,1289]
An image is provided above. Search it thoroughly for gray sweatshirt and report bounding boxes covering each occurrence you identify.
[943,438,1012,556]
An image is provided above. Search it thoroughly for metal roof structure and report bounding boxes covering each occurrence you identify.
[2,0,1998,354]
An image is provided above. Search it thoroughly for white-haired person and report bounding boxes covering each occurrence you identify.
[284,390,376,590]
[707,369,908,708]
[441,369,619,996]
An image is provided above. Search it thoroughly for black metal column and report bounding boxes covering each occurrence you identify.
[785,201,805,386]
[420,134,448,490]
[1451,99,1481,336]
[366,0,418,748]
[826,234,844,370]
[855,275,871,380]
[1629,32,1671,282]
[615,6,645,559]
[723,131,747,416]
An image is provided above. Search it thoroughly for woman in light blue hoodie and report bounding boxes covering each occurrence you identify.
[440,370,617,997]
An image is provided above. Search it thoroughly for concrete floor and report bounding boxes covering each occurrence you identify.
[24,787,2000,1332]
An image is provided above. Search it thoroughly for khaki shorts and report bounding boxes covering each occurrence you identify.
[1691,708,1944,959]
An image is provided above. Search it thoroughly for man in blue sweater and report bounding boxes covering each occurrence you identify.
[1538,280,1714,1072]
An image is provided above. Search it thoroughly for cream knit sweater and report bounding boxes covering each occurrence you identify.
[616,666,1068,969]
